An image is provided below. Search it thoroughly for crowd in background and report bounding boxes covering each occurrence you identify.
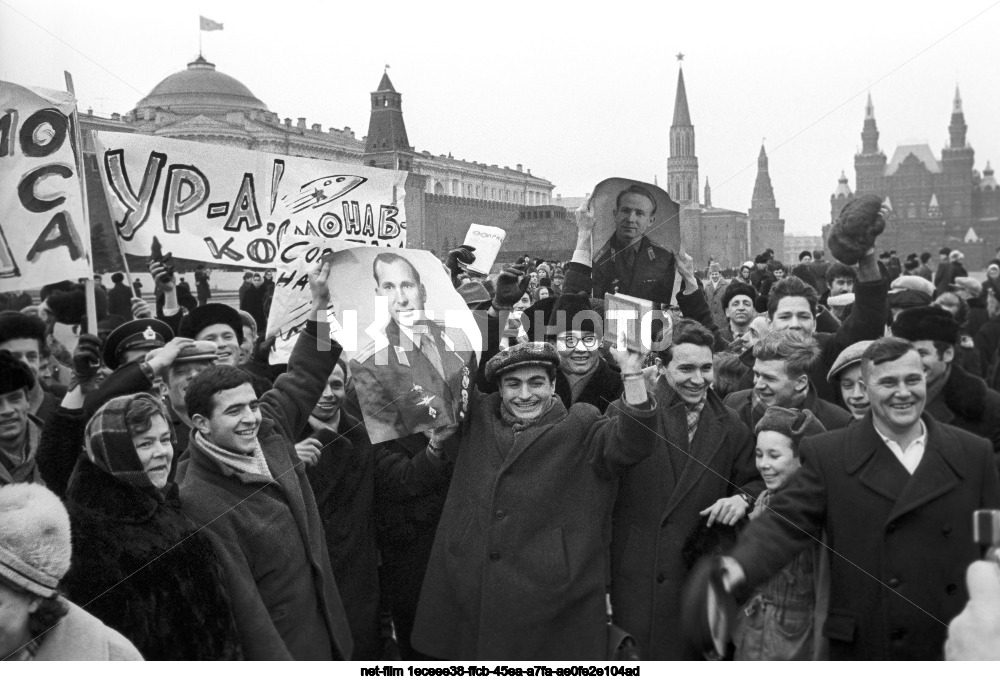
[2,189,1000,662]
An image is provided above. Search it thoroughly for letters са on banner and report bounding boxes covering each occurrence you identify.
[0,80,91,291]
[94,131,408,269]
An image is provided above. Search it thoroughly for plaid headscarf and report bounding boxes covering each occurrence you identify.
[85,394,174,491]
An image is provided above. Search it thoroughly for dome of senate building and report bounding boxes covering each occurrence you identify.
[133,55,270,116]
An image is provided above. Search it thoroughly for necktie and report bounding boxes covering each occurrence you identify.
[420,333,446,379]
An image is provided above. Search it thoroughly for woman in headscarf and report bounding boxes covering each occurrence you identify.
[59,393,243,660]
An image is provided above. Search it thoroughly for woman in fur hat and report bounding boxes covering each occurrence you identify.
[0,483,142,661]
[58,393,243,660]
[733,406,828,661]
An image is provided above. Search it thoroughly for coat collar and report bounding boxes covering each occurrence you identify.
[654,383,731,520]
[844,412,967,524]
[66,457,164,523]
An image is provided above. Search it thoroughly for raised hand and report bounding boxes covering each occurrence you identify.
[72,334,103,380]
[131,297,152,320]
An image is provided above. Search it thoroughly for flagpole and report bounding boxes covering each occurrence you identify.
[64,71,97,333]
[199,24,202,56]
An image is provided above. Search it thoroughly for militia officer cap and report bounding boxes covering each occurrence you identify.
[103,318,173,370]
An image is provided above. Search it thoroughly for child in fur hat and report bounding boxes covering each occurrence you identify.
[733,406,829,661]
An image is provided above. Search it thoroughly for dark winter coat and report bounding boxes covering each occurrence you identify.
[412,390,659,660]
[375,433,454,661]
[554,357,623,414]
[609,381,759,660]
[61,457,242,660]
[179,321,353,660]
[300,412,381,660]
[925,364,1000,460]
[731,413,1000,660]
[723,385,853,433]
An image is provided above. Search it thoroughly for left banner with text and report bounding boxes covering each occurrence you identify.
[0,80,91,291]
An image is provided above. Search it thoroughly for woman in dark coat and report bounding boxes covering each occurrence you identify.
[57,393,242,660]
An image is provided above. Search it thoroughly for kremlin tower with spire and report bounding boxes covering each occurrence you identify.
[667,56,783,267]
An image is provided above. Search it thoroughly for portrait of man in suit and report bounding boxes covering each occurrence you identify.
[351,251,478,444]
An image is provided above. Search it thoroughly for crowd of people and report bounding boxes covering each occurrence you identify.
[2,186,1000,662]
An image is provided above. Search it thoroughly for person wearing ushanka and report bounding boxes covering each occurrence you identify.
[58,393,243,660]
[733,406,828,661]
[177,300,272,396]
[0,483,143,661]
[0,350,44,487]
[411,341,657,660]
[891,305,1000,458]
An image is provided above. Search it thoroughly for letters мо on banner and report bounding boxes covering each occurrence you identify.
[94,132,407,265]
[0,81,91,291]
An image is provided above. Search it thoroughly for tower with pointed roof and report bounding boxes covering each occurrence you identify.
[363,70,414,170]
[748,144,784,257]
[830,171,854,223]
[667,60,699,206]
[855,93,887,196]
[940,86,975,219]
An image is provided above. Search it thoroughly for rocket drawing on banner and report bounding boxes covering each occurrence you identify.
[284,175,368,214]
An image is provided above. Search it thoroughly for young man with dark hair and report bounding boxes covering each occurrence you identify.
[916,252,933,281]
[178,259,354,660]
[722,336,1000,660]
[610,318,760,659]
[891,305,1000,457]
[724,329,852,431]
[761,246,887,402]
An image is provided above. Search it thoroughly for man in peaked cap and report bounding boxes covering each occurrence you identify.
[102,318,173,371]
[892,305,1000,458]
[0,350,43,486]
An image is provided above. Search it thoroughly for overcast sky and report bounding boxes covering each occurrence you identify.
[3,0,999,237]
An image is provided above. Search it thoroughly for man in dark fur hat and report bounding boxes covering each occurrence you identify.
[892,306,1000,458]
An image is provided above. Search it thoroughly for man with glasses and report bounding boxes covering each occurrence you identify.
[545,292,623,413]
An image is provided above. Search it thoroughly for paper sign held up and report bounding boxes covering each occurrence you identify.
[603,292,659,354]
[462,224,506,275]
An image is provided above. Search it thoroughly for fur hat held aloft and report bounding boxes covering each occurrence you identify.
[891,305,960,345]
[828,194,886,265]
[0,483,72,597]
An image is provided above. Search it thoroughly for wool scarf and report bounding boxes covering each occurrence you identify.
[193,430,273,481]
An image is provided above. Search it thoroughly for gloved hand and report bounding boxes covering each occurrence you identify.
[72,334,103,380]
[492,265,529,309]
[446,245,477,281]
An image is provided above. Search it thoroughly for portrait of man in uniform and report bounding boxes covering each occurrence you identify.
[588,179,681,309]
[351,251,478,444]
